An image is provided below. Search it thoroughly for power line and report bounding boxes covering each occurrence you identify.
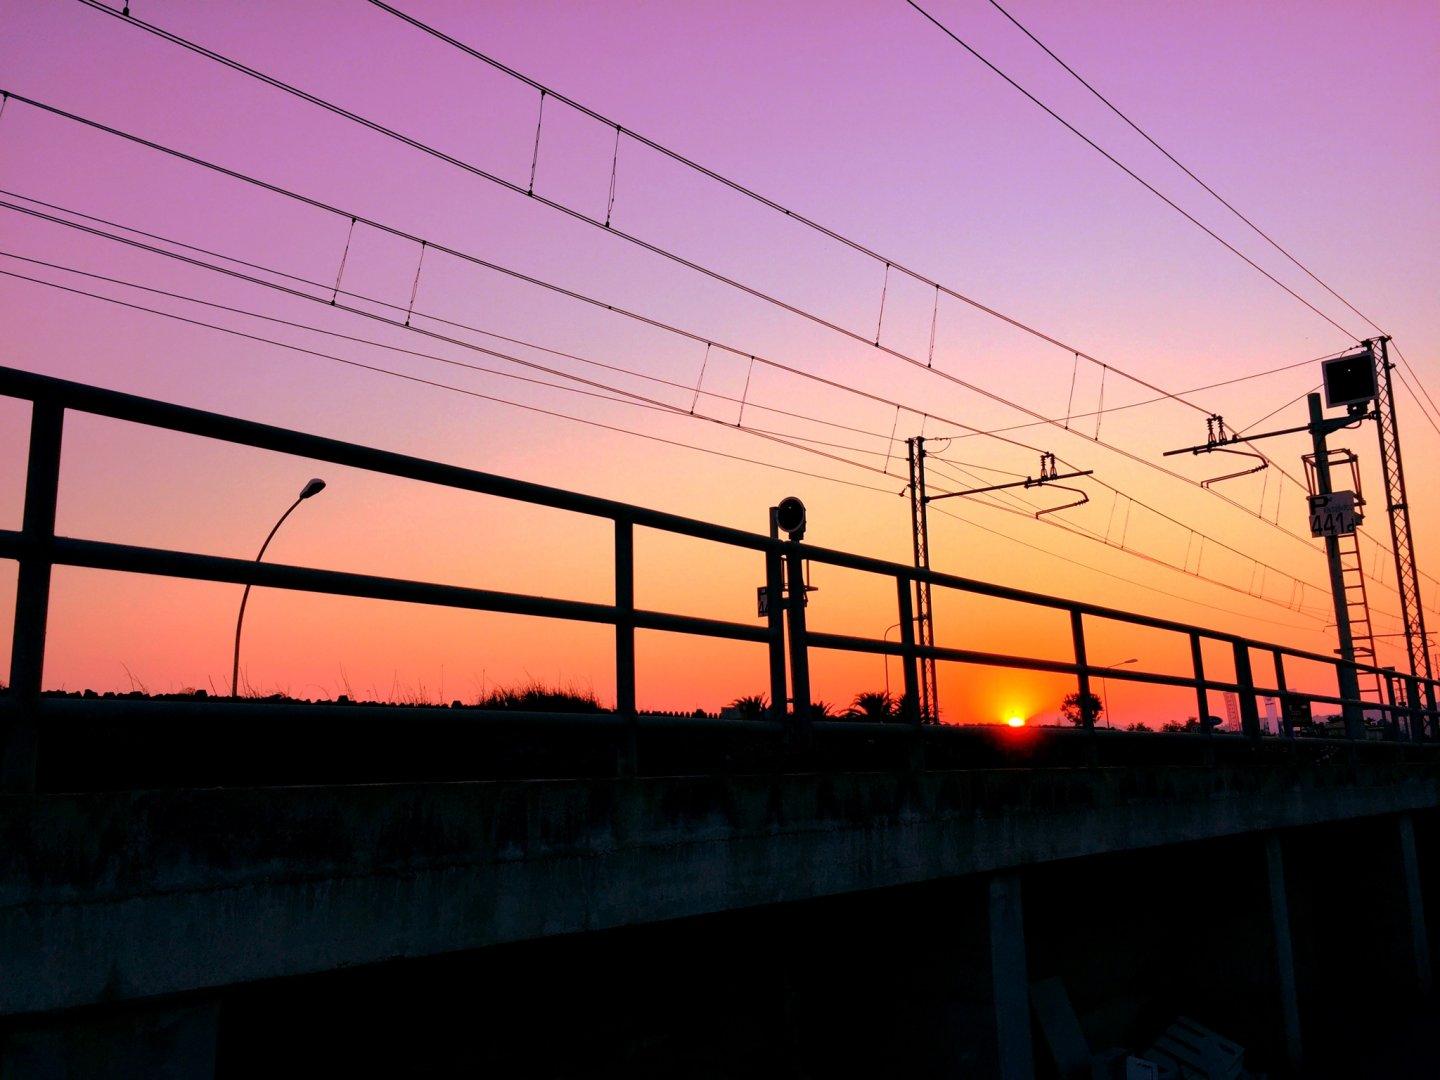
[0,262,903,496]
[5,92,1359,597]
[2,257,1351,638]
[8,69,1408,623]
[0,188,906,449]
[7,183,1389,635]
[0,214,897,486]
[982,0,1383,335]
[6,188,1341,617]
[4,199,1367,630]
[925,503,1334,634]
[902,0,1362,343]
[0,246,918,469]
[931,354,1340,443]
[356,0,1251,420]
[53,4,1347,472]
[981,0,1440,435]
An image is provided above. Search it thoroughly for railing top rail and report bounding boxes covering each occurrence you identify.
[0,364,775,553]
[3,362,1435,702]
[798,540,1437,691]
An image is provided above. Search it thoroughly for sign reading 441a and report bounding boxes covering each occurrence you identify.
[1308,490,1362,538]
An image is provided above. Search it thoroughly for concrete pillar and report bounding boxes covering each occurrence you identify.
[988,872,1034,1080]
[1264,832,1302,1074]
[1397,813,1433,994]
[0,999,218,1079]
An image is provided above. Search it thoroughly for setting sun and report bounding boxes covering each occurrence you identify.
[1006,716,1026,728]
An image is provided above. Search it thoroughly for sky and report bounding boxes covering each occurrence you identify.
[1,0,1436,725]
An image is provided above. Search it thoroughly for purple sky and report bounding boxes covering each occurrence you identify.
[1,1,1436,716]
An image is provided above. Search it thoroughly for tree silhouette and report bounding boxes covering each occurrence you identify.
[1060,690,1103,727]
[727,694,769,721]
[847,690,897,722]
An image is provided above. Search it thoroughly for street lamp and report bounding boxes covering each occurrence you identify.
[882,622,902,700]
[1098,657,1138,729]
[231,478,326,698]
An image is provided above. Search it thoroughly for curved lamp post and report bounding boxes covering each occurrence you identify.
[1098,657,1138,729]
[882,622,902,700]
[231,478,326,698]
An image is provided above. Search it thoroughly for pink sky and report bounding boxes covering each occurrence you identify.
[1,1,1436,723]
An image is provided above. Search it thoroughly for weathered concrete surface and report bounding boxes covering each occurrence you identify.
[3,763,1438,1018]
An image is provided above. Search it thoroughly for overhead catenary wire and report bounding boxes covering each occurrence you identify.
[7,189,1343,617]
[902,0,1362,344]
[354,0,1394,430]
[981,0,1380,336]
[0,262,904,496]
[0,222,891,482]
[2,201,1367,629]
[48,7,1440,615]
[2,254,1356,637]
[9,164,1413,628]
[57,3,1329,446]
[6,58,1420,620]
[5,172,1401,626]
[983,0,1440,433]
[2,90,1353,577]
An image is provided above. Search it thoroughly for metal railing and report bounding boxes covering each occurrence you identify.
[2,363,1438,792]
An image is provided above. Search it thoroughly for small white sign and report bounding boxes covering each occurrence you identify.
[1308,491,1361,537]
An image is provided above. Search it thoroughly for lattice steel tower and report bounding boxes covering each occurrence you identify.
[906,437,939,722]
[1371,337,1436,717]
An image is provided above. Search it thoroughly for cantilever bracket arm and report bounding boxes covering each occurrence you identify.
[1033,482,1089,519]
[1201,447,1268,489]
[1163,411,1375,458]
[925,468,1093,504]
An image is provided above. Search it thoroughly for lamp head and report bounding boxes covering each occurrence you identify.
[299,478,326,500]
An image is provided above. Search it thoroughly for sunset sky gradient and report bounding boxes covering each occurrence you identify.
[1,1,1436,724]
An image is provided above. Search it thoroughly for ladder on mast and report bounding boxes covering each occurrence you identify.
[1336,530,1383,705]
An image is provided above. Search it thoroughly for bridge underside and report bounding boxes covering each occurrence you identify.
[3,747,1439,1076]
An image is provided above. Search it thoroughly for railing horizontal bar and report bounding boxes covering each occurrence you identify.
[799,546,1434,689]
[800,544,1245,642]
[0,365,774,553]
[632,610,769,643]
[22,535,771,644]
[806,630,1241,691]
[3,364,1436,724]
[45,536,622,623]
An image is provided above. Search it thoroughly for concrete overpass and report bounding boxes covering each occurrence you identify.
[3,367,1439,1076]
[3,727,1438,1076]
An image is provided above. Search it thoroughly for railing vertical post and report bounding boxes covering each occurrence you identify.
[1069,609,1093,732]
[1272,649,1294,740]
[1406,676,1424,744]
[1335,657,1364,741]
[784,542,811,739]
[1381,669,1400,741]
[765,544,787,722]
[896,575,920,725]
[1233,641,1261,740]
[613,519,637,777]
[4,399,63,793]
[1190,634,1210,731]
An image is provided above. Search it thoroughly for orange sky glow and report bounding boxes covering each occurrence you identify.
[1,2,1436,727]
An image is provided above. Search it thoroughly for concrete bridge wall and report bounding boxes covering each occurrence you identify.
[3,763,1438,1076]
